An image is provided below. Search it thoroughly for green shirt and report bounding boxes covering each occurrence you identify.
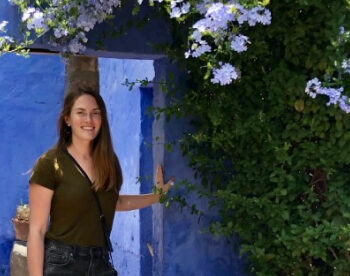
[29,148,118,247]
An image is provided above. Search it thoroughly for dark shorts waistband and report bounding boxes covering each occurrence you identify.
[45,238,108,259]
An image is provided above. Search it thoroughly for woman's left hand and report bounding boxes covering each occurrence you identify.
[155,164,174,195]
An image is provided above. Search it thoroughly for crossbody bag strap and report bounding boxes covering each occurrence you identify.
[64,150,113,252]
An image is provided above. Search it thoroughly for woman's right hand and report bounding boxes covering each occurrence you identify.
[155,164,174,195]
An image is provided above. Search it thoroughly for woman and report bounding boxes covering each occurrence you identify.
[27,89,173,275]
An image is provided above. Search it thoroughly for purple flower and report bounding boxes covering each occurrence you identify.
[211,63,239,85]
[230,34,250,53]
[342,59,350,74]
[305,78,349,113]
[339,96,350,113]
[305,78,321,99]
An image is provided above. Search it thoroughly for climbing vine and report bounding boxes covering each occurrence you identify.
[2,0,350,274]
[169,1,350,274]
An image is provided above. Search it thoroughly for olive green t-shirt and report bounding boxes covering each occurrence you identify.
[29,148,118,247]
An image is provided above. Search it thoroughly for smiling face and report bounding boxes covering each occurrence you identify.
[65,94,102,144]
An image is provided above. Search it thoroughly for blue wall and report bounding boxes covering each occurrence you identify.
[152,59,245,276]
[0,52,243,276]
[139,87,154,276]
[99,58,155,276]
[0,53,65,275]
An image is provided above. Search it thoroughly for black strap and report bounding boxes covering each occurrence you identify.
[64,150,113,252]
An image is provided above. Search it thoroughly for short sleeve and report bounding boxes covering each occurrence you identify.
[29,154,56,190]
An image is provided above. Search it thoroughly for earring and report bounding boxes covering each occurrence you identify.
[65,123,71,136]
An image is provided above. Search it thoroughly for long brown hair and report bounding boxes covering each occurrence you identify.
[56,89,122,192]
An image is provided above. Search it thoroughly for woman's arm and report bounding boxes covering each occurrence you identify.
[116,194,161,211]
[116,165,174,211]
[27,184,53,276]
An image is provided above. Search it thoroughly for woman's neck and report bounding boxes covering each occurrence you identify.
[67,140,93,160]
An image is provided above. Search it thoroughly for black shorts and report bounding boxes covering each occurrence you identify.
[44,239,117,276]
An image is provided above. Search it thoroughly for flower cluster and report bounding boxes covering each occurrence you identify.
[0,20,14,49]
[184,1,271,85]
[9,0,121,53]
[5,0,271,86]
[305,78,350,113]
[305,26,350,114]
[22,7,47,31]
[186,2,270,55]
[231,34,250,53]
[211,63,239,85]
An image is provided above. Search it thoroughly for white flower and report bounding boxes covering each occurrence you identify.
[170,1,190,18]
[211,63,239,85]
[27,10,47,30]
[0,21,8,32]
[170,7,182,18]
[22,7,35,21]
[170,0,184,9]
[181,3,190,15]
[191,43,211,57]
[53,28,68,38]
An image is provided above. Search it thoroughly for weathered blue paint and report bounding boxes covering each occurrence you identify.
[0,53,65,275]
[99,58,155,276]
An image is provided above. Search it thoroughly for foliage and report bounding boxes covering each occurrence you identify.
[166,0,350,274]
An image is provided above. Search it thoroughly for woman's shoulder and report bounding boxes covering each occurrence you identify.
[30,146,62,189]
[38,147,58,159]
[35,146,64,164]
